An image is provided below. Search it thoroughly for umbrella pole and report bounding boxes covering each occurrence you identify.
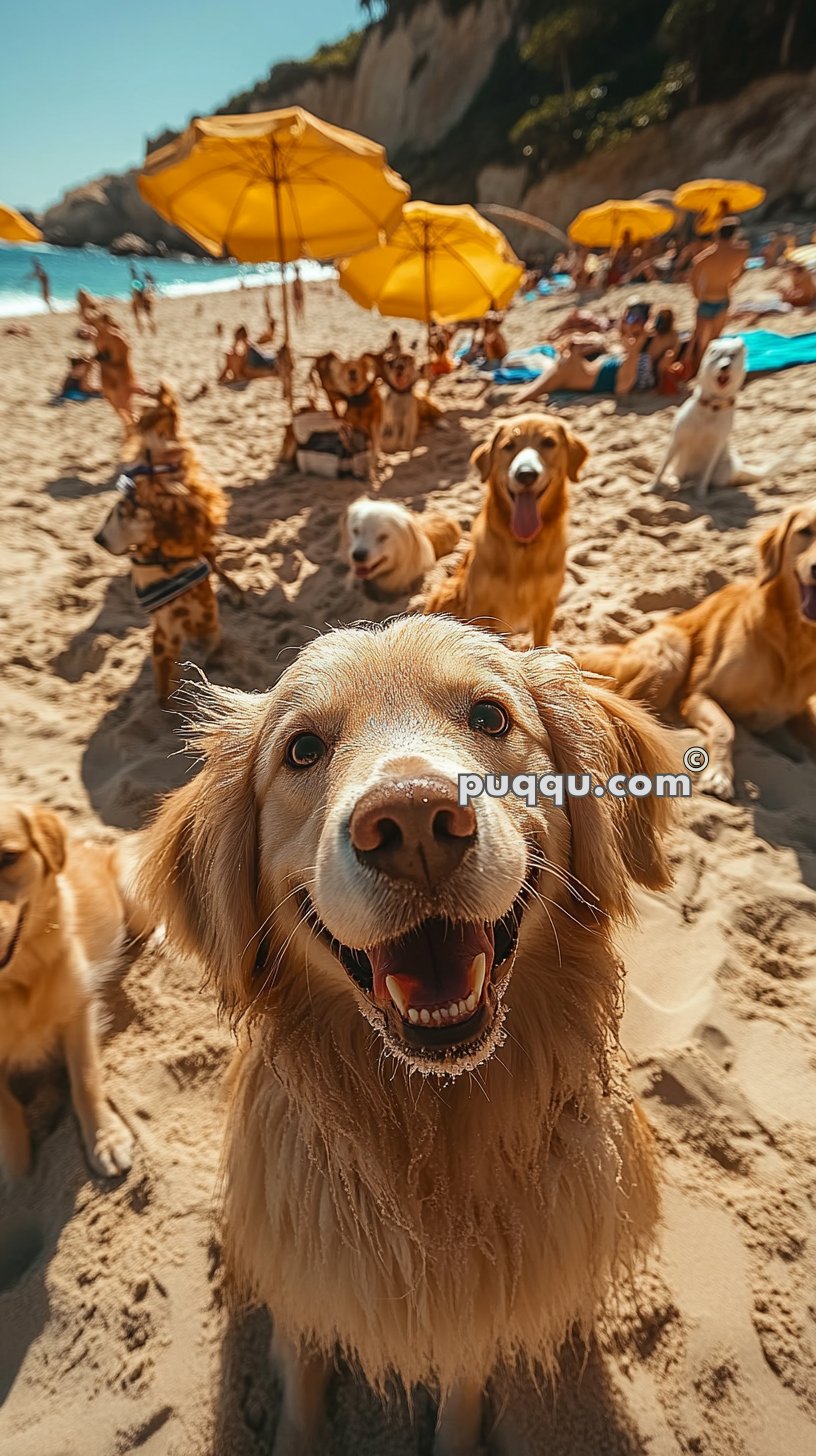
[271,143,293,408]
[423,223,433,383]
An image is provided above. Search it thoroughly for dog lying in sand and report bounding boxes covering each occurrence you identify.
[345,497,461,598]
[94,382,239,706]
[136,615,675,1455]
[650,337,763,497]
[422,413,589,645]
[578,500,816,800]
[0,802,150,1182]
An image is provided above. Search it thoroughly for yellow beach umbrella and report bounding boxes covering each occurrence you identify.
[138,107,410,352]
[0,204,43,244]
[568,199,675,249]
[674,178,766,235]
[337,201,523,339]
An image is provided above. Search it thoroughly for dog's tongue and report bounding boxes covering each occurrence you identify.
[801,582,816,622]
[510,491,541,542]
[369,918,493,1011]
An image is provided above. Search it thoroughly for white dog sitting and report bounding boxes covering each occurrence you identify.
[650,338,755,498]
[345,498,462,599]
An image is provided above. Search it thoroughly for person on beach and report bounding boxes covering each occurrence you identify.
[218,324,280,383]
[292,263,305,322]
[58,355,102,402]
[689,218,749,374]
[26,260,53,311]
[512,308,654,406]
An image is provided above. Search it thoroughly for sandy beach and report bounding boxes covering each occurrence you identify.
[1,269,815,1456]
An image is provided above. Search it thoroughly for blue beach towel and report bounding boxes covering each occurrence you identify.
[729,329,816,375]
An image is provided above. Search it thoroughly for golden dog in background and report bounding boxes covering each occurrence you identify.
[578,501,816,800]
[423,413,588,645]
[0,803,150,1182]
[137,615,675,1455]
[344,497,462,597]
[94,382,236,705]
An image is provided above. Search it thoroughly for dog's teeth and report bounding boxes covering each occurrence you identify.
[471,953,487,1001]
[447,1003,458,1018]
[385,975,408,1017]
[420,1008,430,1025]
[431,1009,442,1025]
[458,1000,468,1016]
[408,1008,419,1025]
[465,992,476,1012]
[439,1005,449,1020]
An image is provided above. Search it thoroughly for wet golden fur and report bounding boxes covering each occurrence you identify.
[578,501,816,800]
[423,414,589,645]
[136,617,674,1448]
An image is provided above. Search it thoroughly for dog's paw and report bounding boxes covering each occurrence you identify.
[699,764,735,801]
[87,1113,134,1178]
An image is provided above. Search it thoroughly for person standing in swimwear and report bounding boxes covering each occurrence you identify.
[689,218,749,374]
[25,260,53,311]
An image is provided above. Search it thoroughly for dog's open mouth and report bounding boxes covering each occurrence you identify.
[351,558,385,580]
[302,877,532,1072]
[508,489,544,543]
[0,906,26,972]
[716,368,732,389]
[799,579,816,622]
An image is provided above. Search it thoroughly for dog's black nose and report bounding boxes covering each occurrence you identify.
[514,468,539,488]
[349,779,476,887]
[351,547,368,563]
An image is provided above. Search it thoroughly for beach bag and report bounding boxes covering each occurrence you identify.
[292,411,371,479]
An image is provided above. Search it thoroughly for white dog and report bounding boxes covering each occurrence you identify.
[650,338,753,497]
[345,498,461,598]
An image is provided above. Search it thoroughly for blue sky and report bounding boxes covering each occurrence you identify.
[1,1,363,211]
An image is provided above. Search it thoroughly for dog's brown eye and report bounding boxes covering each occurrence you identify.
[0,850,21,870]
[286,733,327,769]
[468,701,510,736]
[799,525,814,538]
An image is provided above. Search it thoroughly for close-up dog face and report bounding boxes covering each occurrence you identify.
[0,805,66,972]
[345,499,425,584]
[382,352,418,393]
[471,413,589,543]
[758,499,816,619]
[93,482,155,557]
[698,338,746,398]
[331,354,376,398]
[140,617,672,1078]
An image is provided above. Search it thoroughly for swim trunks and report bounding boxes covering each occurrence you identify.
[592,356,621,394]
[697,299,729,319]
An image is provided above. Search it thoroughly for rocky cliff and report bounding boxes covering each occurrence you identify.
[39,0,816,256]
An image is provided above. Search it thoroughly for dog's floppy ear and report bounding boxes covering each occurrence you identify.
[523,651,676,920]
[25,806,68,874]
[757,510,795,585]
[470,431,497,482]
[563,425,589,481]
[136,685,268,1019]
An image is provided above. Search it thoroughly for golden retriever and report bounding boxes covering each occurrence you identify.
[345,497,462,598]
[311,352,383,457]
[0,802,150,1182]
[380,350,445,453]
[423,413,589,645]
[136,615,675,1454]
[94,382,236,706]
[577,500,816,800]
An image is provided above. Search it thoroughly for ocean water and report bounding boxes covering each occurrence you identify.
[0,242,332,317]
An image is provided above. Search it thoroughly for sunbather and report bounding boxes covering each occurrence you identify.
[218,325,280,383]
